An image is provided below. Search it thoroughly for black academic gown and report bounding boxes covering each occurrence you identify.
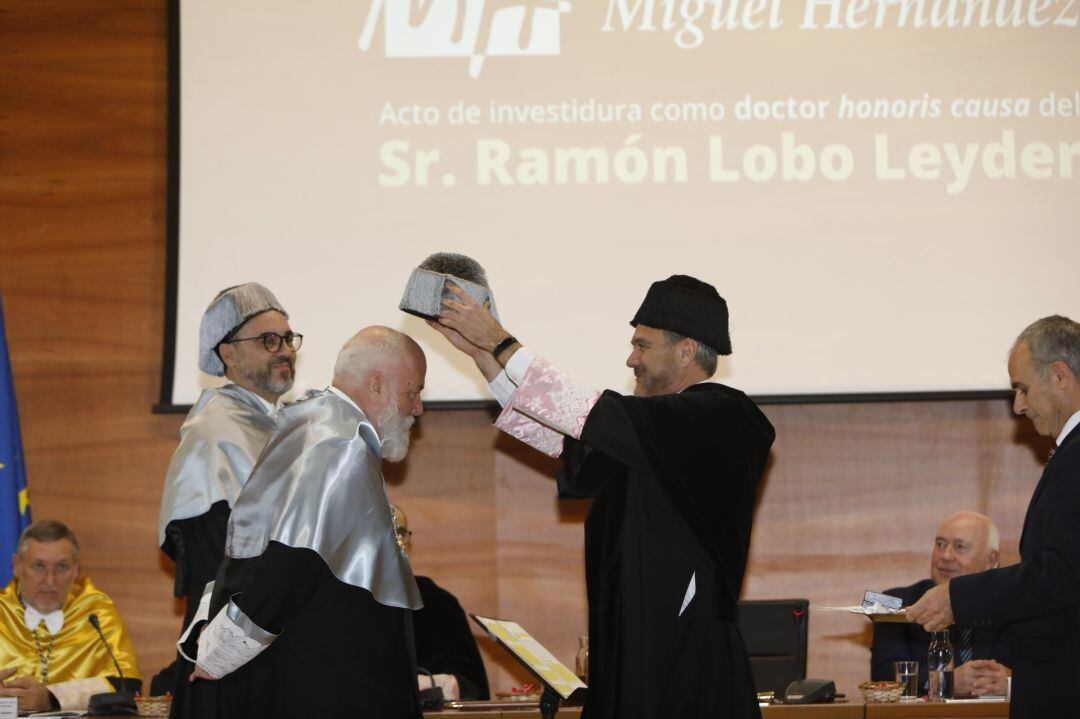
[414,575,490,700]
[870,578,1010,691]
[210,542,421,719]
[950,422,1080,719]
[159,500,230,716]
[558,383,775,719]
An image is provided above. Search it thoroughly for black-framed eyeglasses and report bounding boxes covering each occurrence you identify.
[223,331,303,353]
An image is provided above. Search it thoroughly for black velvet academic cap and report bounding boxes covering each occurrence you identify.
[630,275,732,355]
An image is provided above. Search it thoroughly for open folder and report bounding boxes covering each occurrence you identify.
[470,614,587,701]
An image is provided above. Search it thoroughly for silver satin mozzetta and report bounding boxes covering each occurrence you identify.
[225,389,422,610]
[158,384,276,545]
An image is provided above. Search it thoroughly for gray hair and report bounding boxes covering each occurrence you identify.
[662,330,718,376]
[333,326,413,385]
[1015,315,1080,379]
[17,520,80,558]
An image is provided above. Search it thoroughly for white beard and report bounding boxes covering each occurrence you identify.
[375,395,415,463]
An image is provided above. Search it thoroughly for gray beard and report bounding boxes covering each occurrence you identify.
[240,357,294,398]
[376,400,415,463]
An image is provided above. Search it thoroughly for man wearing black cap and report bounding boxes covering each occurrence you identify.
[157,282,301,719]
[430,275,775,719]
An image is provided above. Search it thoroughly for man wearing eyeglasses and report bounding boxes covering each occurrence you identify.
[0,521,139,713]
[156,282,300,719]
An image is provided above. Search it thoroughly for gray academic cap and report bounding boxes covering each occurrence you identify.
[399,253,499,322]
[198,283,288,376]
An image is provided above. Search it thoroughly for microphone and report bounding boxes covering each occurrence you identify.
[88,614,125,683]
[86,613,137,716]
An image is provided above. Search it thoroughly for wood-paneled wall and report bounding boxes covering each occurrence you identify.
[0,0,1049,700]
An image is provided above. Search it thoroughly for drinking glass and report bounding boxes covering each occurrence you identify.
[895,660,919,701]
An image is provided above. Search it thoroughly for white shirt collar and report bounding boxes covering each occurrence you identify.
[1058,409,1080,447]
[328,386,387,454]
[329,385,362,414]
[248,388,278,416]
[229,383,279,416]
[23,601,64,635]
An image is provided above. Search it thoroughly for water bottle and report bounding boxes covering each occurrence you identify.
[927,630,954,701]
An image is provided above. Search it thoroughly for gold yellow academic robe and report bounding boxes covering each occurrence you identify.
[0,577,139,709]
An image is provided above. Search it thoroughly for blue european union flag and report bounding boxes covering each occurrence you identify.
[0,296,31,585]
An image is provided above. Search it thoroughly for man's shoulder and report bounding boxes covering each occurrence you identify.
[415,575,466,617]
[883,578,936,606]
[66,576,118,609]
[275,390,375,449]
[416,575,456,603]
[183,384,274,431]
[671,383,773,434]
[1053,422,1080,465]
[606,382,750,412]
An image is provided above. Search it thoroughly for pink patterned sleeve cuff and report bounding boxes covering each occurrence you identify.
[493,356,600,457]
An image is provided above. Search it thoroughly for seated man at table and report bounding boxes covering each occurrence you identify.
[870,511,1010,696]
[393,505,489,701]
[0,520,140,712]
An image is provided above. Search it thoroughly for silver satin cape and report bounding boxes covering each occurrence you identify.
[225,389,422,610]
[158,384,276,546]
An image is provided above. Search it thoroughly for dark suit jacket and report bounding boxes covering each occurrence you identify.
[413,576,490,700]
[951,421,1080,719]
[870,578,1010,691]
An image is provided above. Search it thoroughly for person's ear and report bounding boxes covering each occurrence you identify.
[1048,360,1074,390]
[986,548,1000,569]
[366,371,384,398]
[217,342,238,371]
[680,339,696,367]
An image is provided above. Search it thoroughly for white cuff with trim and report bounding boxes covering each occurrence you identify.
[196,599,277,678]
[504,346,535,385]
[488,371,515,407]
[48,676,113,711]
[177,579,215,663]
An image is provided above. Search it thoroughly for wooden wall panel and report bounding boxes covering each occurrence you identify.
[744,400,1044,696]
[1,0,178,681]
[0,0,1052,704]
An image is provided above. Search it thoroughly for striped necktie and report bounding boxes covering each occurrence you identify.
[956,627,974,665]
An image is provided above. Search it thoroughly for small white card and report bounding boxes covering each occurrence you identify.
[0,696,17,719]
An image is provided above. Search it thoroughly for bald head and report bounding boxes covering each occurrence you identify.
[930,511,1000,585]
[333,326,426,462]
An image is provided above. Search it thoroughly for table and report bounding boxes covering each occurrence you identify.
[428,700,1009,718]
[865,701,1009,719]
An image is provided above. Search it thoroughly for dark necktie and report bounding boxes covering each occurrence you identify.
[956,627,974,665]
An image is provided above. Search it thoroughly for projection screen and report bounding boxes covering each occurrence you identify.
[163,0,1080,407]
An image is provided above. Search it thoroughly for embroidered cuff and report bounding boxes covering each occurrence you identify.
[196,599,278,678]
[493,356,599,458]
[48,676,113,711]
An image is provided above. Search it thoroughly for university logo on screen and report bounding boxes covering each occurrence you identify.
[358,0,571,78]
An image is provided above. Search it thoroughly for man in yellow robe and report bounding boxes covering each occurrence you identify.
[0,520,139,712]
